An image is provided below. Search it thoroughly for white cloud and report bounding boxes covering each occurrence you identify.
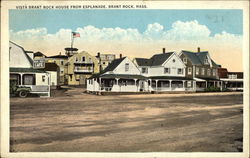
[143,23,164,40]
[164,20,211,41]
[10,28,47,41]
[9,20,242,55]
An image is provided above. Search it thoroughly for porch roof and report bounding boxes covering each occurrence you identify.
[195,77,220,81]
[10,67,47,73]
[149,76,193,80]
[90,73,146,79]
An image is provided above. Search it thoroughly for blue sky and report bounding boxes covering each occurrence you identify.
[9,9,242,35]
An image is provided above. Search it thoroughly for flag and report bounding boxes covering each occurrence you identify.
[72,32,80,38]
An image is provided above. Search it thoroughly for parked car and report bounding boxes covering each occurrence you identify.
[10,78,31,97]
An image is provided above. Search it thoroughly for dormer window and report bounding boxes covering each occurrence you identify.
[183,57,187,64]
[82,56,85,62]
[204,57,209,64]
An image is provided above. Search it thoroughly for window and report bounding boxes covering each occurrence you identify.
[10,74,21,85]
[142,67,148,74]
[172,59,176,63]
[125,63,129,71]
[178,68,183,74]
[212,69,216,76]
[229,74,237,79]
[164,68,170,74]
[60,68,64,74]
[60,60,64,65]
[196,67,199,75]
[103,62,106,65]
[82,56,85,62]
[188,67,192,75]
[23,74,35,85]
[75,57,78,62]
[187,81,192,88]
[89,58,92,62]
[202,68,205,75]
[183,57,187,64]
[207,69,211,76]
[42,75,45,82]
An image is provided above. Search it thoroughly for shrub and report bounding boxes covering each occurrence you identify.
[204,87,221,92]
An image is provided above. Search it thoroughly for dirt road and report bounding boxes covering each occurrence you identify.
[10,89,243,152]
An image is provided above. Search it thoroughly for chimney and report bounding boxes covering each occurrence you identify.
[97,52,100,57]
[120,54,122,59]
[163,48,166,54]
[197,47,200,52]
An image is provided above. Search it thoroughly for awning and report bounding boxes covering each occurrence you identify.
[149,76,193,81]
[194,77,220,81]
[194,77,206,81]
[90,73,146,79]
[220,78,243,82]
[10,67,47,73]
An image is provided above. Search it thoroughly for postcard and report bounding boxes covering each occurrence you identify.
[1,0,249,158]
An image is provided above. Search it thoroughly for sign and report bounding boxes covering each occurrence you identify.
[33,59,45,69]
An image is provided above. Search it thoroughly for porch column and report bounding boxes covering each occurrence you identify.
[134,79,138,92]
[169,80,172,90]
[182,80,185,89]
[149,79,152,91]
[47,73,51,97]
[220,81,223,91]
[99,78,102,91]
[205,81,208,88]
[155,80,158,91]
[214,81,216,87]
[193,81,196,91]
[115,78,119,85]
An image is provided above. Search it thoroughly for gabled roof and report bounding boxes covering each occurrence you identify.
[47,55,68,59]
[134,58,152,66]
[181,50,220,68]
[34,51,46,57]
[135,52,174,67]
[196,51,208,65]
[101,57,126,74]
[181,51,202,65]
[150,52,174,66]
[9,41,34,66]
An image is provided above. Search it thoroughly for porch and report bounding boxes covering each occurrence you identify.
[195,77,222,91]
[87,74,147,92]
[149,78,195,92]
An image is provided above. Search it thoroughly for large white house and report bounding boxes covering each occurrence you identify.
[87,49,195,93]
[87,56,147,92]
[9,41,51,97]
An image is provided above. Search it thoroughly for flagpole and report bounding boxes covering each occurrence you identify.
[71,32,74,49]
